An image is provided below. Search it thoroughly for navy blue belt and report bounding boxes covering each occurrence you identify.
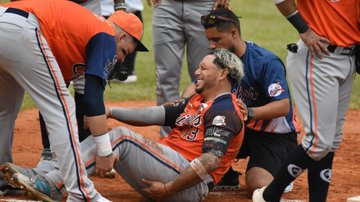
[5,7,29,18]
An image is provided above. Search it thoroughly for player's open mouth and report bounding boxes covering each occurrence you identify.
[195,78,203,87]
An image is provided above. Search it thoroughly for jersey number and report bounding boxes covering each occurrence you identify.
[182,128,199,141]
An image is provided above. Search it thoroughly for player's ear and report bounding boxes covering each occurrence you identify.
[116,32,127,42]
[122,32,129,40]
[231,28,237,39]
[219,68,229,81]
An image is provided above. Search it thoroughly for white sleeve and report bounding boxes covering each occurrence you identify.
[110,106,165,126]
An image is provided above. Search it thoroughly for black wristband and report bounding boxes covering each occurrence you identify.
[287,11,309,34]
[247,107,254,122]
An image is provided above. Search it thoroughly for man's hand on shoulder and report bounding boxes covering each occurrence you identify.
[236,98,248,121]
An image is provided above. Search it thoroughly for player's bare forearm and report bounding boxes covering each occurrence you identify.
[142,153,220,200]
[274,0,297,17]
[86,115,115,175]
[85,114,108,136]
[274,0,330,58]
[165,153,220,194]
[250,98,290,120]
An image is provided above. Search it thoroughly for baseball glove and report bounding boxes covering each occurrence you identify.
[108,61,128,81]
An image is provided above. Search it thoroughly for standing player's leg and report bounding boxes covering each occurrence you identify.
[184,0,212,82]
[39,77,91,162]
[0,70,24,165]
[153,0,185,137]
[307,53,355,201]
[258,41,355,202]
[0,11,104,201]
[258,41,322,201]
[0,8,28,194]
[0,69,25,196]
[38,113,53,160]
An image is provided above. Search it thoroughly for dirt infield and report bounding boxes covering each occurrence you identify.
[1,100,360,202]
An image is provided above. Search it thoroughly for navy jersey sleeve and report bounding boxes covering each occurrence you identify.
[261,57,291,101]
[85,32,117,86]
[83,74,105,116]
[164,98,190,128]
[204,95,242,136]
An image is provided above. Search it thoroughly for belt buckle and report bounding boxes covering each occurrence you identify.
[341,47,353,55]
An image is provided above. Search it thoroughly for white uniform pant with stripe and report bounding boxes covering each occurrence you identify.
[287,40,356,160]
[0,7,105,201]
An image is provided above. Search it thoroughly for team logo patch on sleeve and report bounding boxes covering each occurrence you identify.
[212,116,226,126]
[103,56,117,79]
[268,82,284,97]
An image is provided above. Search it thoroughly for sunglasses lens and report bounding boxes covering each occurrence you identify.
[201,16,207,25]
[201,15,217,27]
[208,18,216,25]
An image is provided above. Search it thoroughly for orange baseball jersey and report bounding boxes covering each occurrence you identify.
[3,0,117,83]
[298,0,360,46]
[161,93,244,184]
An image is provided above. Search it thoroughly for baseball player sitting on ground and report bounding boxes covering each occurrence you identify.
[0,0,148,200]
[182,8,299,196]
[1,49,245,202]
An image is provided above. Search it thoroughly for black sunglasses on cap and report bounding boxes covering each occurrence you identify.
[201,15,237,28]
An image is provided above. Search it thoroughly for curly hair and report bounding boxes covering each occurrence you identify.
[213,48,244,85]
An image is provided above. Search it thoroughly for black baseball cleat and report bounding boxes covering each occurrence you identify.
[213,169,241,191]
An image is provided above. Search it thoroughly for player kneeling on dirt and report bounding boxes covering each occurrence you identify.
[1,49,245,202]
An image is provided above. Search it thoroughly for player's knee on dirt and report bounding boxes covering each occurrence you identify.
[245,167,273,197]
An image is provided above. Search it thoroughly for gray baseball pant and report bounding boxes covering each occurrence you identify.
[41,126,212,202]
[0,7,105,201]
[287,39,356,160]
[152,0,214,137]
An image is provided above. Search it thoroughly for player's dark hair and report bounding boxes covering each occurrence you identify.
[201,8,241,35]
